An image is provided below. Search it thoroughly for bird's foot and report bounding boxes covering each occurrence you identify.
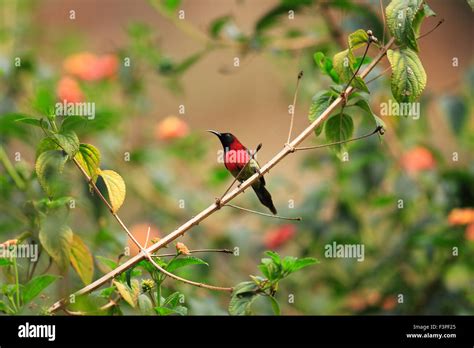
[214,197,222,209]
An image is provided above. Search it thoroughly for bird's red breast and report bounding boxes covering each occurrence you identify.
[224,137,250,173]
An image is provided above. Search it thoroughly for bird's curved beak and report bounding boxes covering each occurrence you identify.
[207,130,221,137]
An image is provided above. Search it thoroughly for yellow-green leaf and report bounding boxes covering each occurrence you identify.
[36,137,60,159]
[387,48,426,102]
[39,223,73,273]
[348,29,369,50]
[99,169,126,213]
[113,280,139,308]
[52,130,80,157]
[35,150,68,197]
[70,234,94,285]
[386,0,422,51]
[74,143,101,181]
[333,50,369,93]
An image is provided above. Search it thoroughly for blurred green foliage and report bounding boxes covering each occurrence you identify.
[0,0,473,316]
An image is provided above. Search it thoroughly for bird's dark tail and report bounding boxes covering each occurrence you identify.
[252,184,277,215]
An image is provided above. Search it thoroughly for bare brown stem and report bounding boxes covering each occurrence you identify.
[293,126,383,152]
[224,204,302,221]
[152,248,234,257]
[287,71,304,144]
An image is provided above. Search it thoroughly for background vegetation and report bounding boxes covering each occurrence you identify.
[0,0,473,315]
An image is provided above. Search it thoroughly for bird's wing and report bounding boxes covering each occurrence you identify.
[248,158,265,186]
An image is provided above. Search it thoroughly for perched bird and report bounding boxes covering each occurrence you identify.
[208,130,277,214]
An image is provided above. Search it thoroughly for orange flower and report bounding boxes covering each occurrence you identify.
[63,52,118,81]
[465,223,474,241]
[127,223,160,256]
[346,293,367,312]
[381,296,397,311]
[366,290,381,306]
[448,208,474,225]
[155,116,189,141]
[263,224,296,249]
[56,76,84,103]
[400,146,435,174]
[176,242,190,255]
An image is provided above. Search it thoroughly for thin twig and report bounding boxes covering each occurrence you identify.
[292,126,383,152]
[287,71,304,144]
[343,41,371,94]
[225,204,302,221]
[48,37,396,314]
[152,248,234,257]
[417,19,444,41]
[141,247,233,292]
[366,65,391,85]
[379,0,386,45]
[144,226,151,249]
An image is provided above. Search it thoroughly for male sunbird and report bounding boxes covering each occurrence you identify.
[208,130,277,214]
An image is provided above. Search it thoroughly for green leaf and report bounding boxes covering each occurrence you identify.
[113,280,139,308]
[386,0,422,51]
[36,137,60,159]
[255,1,312,32]
[96,256,117,273]
[265,251,282,265]
[440,95,468,135]
[268,296,281,315]
[69,234,94,285]
[333,50,369,93]
[228,281,260,315]
[0,300,9,313]
[387,48,427,102]
[166,256,208,273]
[467,0,474,11]
[33,85,55,115]
[352,76,370,93]
[138,294,154,314]
[0,258,13,266]
[74,143,101,180]
[35,150,68,197]
[163,291,181,307]
[290,257,319,272]
[39,223,73,272]
[313,52,339,83]
[412,3,436,36]
[14,117,43,128]
[22,274,59,305]
[98,286,116,298]
[172,51,203,75]
[209,15,232,38]
[348,29,369,49]
[308,90,335,137]
[36,196,74,211]
[354,98,387,130]
[161,0,181,12]
[154,306,186,316]
[52,130,80,157]
[98,169,126,213]
[255,4,293,32]
[325,113,354,158]
[333,49,353,83]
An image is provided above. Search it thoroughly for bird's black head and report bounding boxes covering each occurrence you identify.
[207,130,235,148]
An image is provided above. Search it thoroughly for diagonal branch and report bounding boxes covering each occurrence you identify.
[48,36,395,314]
[72,158,232,292]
